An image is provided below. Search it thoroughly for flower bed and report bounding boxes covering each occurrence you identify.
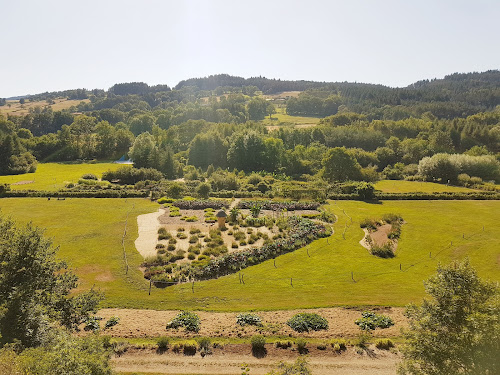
[185,217,330,280]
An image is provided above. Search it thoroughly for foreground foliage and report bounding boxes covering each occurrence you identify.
[399,259,500,375]
[0,215,101,347]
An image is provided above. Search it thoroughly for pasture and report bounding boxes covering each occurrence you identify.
[0,162,129,191]
[0,198,498,311]
[0,98,90,116]
[263,107,320,128]
[374,179,481,193]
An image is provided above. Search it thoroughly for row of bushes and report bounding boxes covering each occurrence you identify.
[237,200,321,211]
[172,199,229,210]
[1,189,148,198]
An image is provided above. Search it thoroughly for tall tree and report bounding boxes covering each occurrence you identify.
[399,259,500,375]
[322,147,362,181]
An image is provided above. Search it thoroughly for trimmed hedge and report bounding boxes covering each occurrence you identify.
[2,189,148,198]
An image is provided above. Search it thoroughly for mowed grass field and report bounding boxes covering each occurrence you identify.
[0,198,498,311]
[0,162,129,191]
[263,107,320,128]
[374,180,481,193]
[0,98,90,116]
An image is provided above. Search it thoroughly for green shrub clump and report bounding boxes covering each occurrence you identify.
[251,335,266,353]
[375,339,395,350]
[236,313,262,326]
[286,313,329,332]
[355,311,395,331]
[157,336,170,350]
[166,311,201,332]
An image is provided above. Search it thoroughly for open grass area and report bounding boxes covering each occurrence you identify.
[0,198,498,310]
[263,107,320,128]
[0,162,129,191]
[374,179,482,193]
[0,98,89,116]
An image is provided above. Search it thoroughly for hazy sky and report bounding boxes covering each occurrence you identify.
[1,0,499,97]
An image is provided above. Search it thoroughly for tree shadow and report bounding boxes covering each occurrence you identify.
[252,347,268,358]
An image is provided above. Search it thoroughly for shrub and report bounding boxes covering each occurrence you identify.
[157,196,175,204]
[275,340,292,349]
[189,235,198,243]
[231,242,238,249]
[182,340,197,355]
[375,339,394,350]
[286,313,329,332]
[236,313,262,326]
[167,244,176,251]
[169,238,177,244]
[251,335,266,354]
[355,311,395,331]
[81,173,98,180]
[84,316,101,332]
[317,343,327,350]
[176,232,187,239]
[187,253,196,260]
[196,337,212,355]
[371,243,395,258]
[104,316,120,329]
[166,311,201,332]
[190,228,201,234]
[296,338,308,354]
[156,243,166,249]
[329,338,347,352]
[157,336,170,351]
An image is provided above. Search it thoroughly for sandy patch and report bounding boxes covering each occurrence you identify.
[135,209,164,258]
[97,307,406,339]
[112,345,400,375]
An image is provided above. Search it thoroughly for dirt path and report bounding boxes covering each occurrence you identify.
[112,345,400,374]
[135,208,164,258]
[98,307,406,339]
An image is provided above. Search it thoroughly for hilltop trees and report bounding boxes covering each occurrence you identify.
[399,259,500,375]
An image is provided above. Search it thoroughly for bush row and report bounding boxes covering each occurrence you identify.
[172,199,229,210]
[2,189,148,198]
[237,200,321,211]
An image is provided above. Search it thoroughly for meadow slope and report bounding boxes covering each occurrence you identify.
[0,198,498,310]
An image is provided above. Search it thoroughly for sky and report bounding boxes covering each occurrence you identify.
[1,0,499,98]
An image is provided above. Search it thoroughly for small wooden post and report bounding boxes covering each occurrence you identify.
[429,252,431,258]
[192,281,194,293]
[307,248,310,257]
[290,278,293,287]
[399,264,402,271]
[351,271,354,282]
[274,259,276,268]
[149,280,152,296]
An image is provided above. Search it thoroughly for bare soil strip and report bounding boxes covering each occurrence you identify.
[112,345,400,375]
[99,307,406,339]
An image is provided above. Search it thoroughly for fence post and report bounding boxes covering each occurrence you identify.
[351,271,354,282]
[192,281,194,293]
[149,280,152,296]
[290,278,293,287]
[274,259,276,268]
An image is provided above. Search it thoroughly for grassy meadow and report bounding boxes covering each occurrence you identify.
[0,198,498,311]
[262,107,320,128]
[374,179,481,193]
[0,98,90,116]
[0,162,129,191]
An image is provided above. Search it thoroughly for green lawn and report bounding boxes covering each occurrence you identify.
[0,198,498,310]
[262,107,320,127]
[0,162,129,191]
[374,179,481,193]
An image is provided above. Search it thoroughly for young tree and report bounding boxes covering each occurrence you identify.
[0,216,102,347]
[398,259,500,375]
